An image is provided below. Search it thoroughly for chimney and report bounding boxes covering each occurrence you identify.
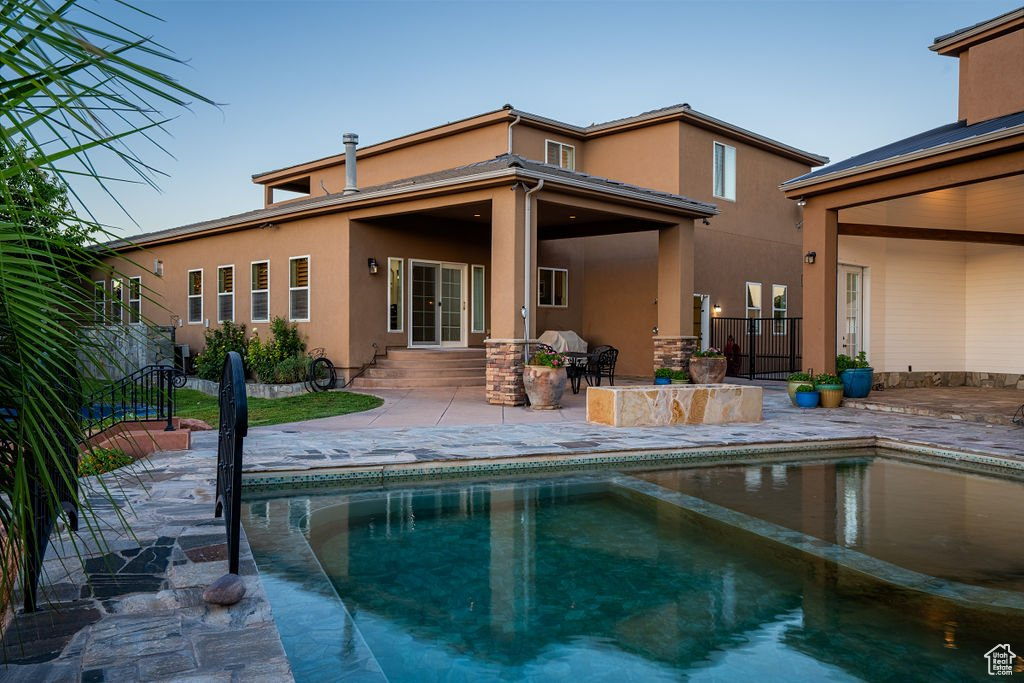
[343,132,359,195]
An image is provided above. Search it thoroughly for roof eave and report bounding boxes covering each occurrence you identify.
[779,123,1024,194]
[930,7,1024,55]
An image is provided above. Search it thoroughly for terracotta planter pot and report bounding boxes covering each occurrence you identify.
[523,365,567,409]
[817,385,843,408]
[689,357,726,384]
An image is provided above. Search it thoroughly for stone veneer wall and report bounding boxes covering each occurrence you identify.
[486,339,527,406]
[874,371,1024,391]
[652,335,699,375]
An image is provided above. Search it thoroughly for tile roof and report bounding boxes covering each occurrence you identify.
[782,110,1024,188]
[103,154,715,249]
[932,6,1024,45]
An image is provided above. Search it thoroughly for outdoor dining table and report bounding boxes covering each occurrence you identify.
[564,351,595,394]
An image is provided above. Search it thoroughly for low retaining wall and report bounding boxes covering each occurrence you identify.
[185,377,307,399]
[874,371,1024,391]
[587,384,762,427]
[86,419,191,459]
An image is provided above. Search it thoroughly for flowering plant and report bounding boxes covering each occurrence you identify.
[692,347,724,358]
[529,351,567,368]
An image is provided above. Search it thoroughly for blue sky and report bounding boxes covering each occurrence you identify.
[75,0,1020,236]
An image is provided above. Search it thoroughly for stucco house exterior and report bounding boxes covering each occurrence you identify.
[784,7,1024,388]
[98,104,825,404]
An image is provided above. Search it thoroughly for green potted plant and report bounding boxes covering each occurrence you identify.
[524,351,568,409]
[786,371,813,406]
[794,383,820,408]
[689,348,726,384]
[837,351,873,398]
[814,372,843,408]
[654,367,673,385]
[669,369,689,384]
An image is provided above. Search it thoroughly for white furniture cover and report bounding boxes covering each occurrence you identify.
[537,330,588,353]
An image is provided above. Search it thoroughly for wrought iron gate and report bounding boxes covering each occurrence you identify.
[710,317,802,380]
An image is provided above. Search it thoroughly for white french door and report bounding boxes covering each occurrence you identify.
[409,260,467,347]
[837,264,865,358]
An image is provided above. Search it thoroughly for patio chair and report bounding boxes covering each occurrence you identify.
[587,346,618,386]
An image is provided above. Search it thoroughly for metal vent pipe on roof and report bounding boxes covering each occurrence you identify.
[343,133,359,195]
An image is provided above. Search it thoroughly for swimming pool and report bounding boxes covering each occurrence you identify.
[243,449,1024,681]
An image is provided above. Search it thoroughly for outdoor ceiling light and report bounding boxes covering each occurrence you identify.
[804,251,817,264]
[368,257,379,275]
[796,198,807,207]
[713,303,722,314]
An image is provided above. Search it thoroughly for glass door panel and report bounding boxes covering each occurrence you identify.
[440,265,463,344]
[411,262,438,345]
[837,265,864,357]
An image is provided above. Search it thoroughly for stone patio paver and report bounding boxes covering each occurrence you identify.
[3,386,1023,681]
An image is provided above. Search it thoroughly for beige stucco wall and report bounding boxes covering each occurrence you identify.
[838,235,1024,375]
[958,29,1024,124]
[512,125,584,170]
[584,123,680,193]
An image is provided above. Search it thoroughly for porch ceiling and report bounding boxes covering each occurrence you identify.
[536,199,671,240]
[838,172,1024,244]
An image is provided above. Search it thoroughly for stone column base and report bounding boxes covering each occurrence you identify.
[486,339,528,406]
[653,335,698,374]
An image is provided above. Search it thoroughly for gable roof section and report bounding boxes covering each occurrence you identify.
[931,6,1024,54]
[104,154,716,250]
[781,110,1024,191]
[252,104,827,182]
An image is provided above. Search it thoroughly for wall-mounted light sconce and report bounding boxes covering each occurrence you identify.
[713,303,722,314]
[702,218,711,226]
[368,257,379,275]
[796,198,807,207]
[804,251,817,264]
[153,259,164,277]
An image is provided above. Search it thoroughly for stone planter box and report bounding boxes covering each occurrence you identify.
[185,377,308,399]
[586,384,762,427]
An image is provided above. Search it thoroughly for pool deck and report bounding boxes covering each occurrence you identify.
[4,384,1023,681]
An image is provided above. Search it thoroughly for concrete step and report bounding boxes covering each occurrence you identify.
[386,348,485,361]
[374,358,485,369]
[363,367,484,379]
[350,376,486,389]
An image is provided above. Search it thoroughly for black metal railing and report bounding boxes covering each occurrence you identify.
[215,351,247,574]
[711,317,803,380]
[80,364,186,435]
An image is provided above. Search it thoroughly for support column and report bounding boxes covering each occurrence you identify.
[486,186,533,405]
[654,221,697,373]
[803,203,838,373]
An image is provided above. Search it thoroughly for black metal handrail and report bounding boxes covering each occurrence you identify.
[80,364,186,435]
[215,351,247,574]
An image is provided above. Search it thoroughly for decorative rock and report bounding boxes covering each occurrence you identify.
[203,573,245,606]
[179,418,213,431]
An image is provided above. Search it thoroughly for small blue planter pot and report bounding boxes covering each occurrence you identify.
[794,391,820,408]
[841,368,874,398]
[654,377,671,385]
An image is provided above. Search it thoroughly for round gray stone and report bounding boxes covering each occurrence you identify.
[203,573,246,605]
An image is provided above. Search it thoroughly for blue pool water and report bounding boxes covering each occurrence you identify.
[243,451,1024,681]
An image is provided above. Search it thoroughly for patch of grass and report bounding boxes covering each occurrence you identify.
[174,388,383,427]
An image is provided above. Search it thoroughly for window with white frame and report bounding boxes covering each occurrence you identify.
[772,284,788,335]
[545,140,575,171]
[218,265,234,323]
[93,281,105,324]
[289,256,310,321]
[713,141,736,201]
[251,261,269,323]
[387,257,403,332]
[538,267,568,307]
[128,276,142,324]
[471,265,485,333]
[745,281,762,334]
[110,278,124,324]
[188,269,203,324]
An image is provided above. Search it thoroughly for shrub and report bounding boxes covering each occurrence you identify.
[795,384,817,393]
[248,317,307,383]
[271,317,305,358]
[195,321,248,381]
[692,347,724,358]
[787,371,813,382]
[670,370,689,381]
[272,355,311,384]
[836,351,870,374]
[247,334,278,383]
[80,447,133,477]
[655,367,674,379]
